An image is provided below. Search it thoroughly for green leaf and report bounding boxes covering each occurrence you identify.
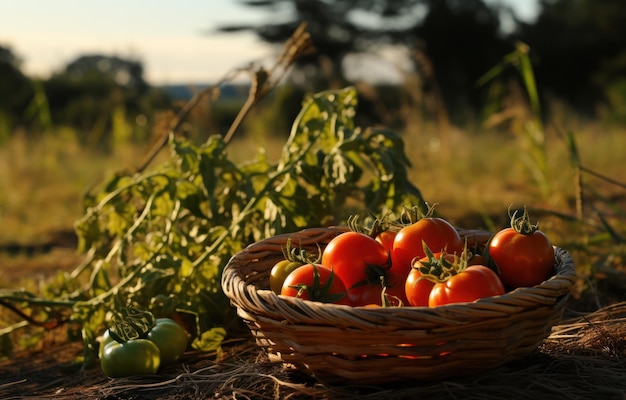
[191,327,226,352]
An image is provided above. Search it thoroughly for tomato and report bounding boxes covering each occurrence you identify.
[390,217,464,278]
[321,231,390,290]
[405,267,434,306]
[375,230,397,253]
[280,263,348,304]
[146,318,188,365]
[428,265,505,307]
[347,283,387,306]
[404,251,452,307]
[100,338,160,378]
[99,329,116,359]
[383,270,409,306]
[99,318,187,368]
[270,260,302,294]
[488,209,555,288]
[467,253,487,267]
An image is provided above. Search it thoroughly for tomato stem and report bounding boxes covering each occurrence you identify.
[414,241,472,284]
[509,206,539,235]
[281,237,322,264]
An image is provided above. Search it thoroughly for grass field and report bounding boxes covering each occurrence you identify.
[2,112,624,235]
[1,108,624,293]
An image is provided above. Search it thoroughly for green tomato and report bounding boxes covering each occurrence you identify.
[100,339,160,378]
[98,329,116,359]
[146,318,188,365]
[270,260,302,294]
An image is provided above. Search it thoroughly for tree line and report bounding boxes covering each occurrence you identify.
[1,0,625,143]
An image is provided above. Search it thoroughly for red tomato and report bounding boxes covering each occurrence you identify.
[488,227,555,288]
[467,253,487,267]
[280,264,348,304]
[321,231,390,290]
[346,283,386,307]
[344,270,407,307]
[404,267,434,306]
[384,270,409,306]
[390,218,464,278]
[375,230,397,253]
[428,265,505,307]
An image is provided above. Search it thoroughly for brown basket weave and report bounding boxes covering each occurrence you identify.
[221,226,576,384]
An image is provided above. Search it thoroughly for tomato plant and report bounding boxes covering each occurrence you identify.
[0,83,424,361]
[280,264,348,304]
[429,264,505,306]
[488,208,555,288]
[100,338,161,378]
[390,207,464,277]
[146,318,188,365]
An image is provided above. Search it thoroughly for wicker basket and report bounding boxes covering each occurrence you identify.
[221,226,576,384]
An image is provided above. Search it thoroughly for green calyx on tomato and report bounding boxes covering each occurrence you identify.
[508,206,540,235]
[411,242,464,284]
[107,301,156,343]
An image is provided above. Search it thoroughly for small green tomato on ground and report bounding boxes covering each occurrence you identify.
[146,318,188,365]
[99,317,188,377]
[100,338,161,378]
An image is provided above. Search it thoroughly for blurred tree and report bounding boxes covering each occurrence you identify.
[411,0,512,120]
[0,45,34,128]
[218,0,513,124]
[43,54,169,149]
[63,54,149,94]
[516,0,626,115]
[219,0,424,89]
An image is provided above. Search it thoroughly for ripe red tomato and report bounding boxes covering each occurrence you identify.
[488,227,555,288]
[428,265,505,307]
[375,230,397,253]
[343,270,408,307]
[404,267,435,307]
[390,218,464,277]
[321,231,390,290]
[346,283,386,307]
[383,270,409,306]
[280,263,348,304]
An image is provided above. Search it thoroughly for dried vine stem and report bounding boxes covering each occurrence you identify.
[137,22,315,172]
[223,22,315,144]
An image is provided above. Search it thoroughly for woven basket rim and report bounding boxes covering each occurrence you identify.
[222,226,577,320]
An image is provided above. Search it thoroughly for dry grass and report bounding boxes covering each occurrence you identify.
[403,120,626,229]
[2,301,626,399]
[0,130,154,244]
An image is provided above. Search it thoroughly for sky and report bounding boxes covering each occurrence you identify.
[0,0,538,85]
